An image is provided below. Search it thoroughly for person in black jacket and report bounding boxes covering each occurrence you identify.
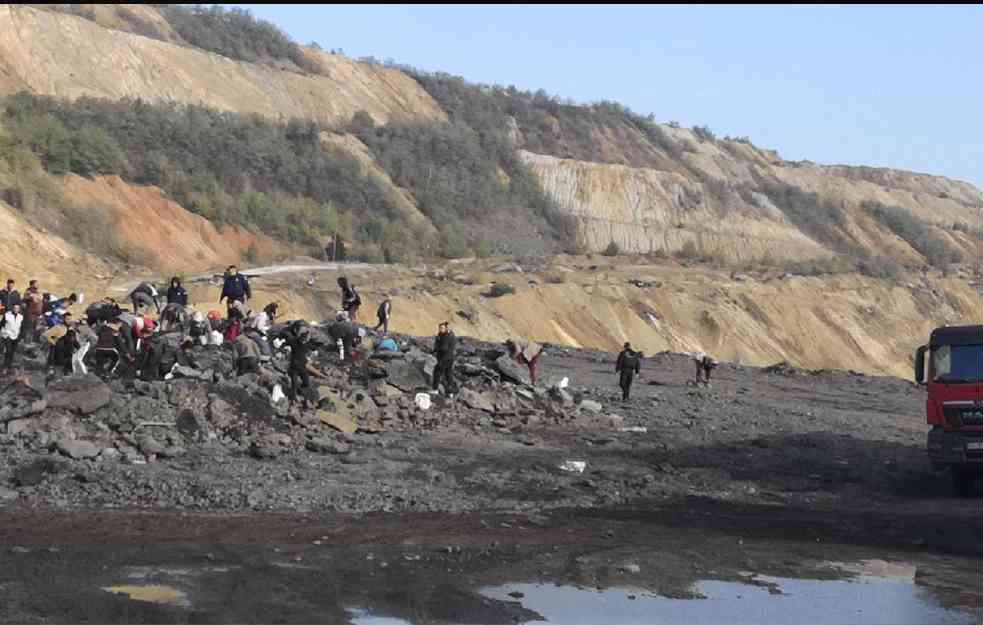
[219,265,251,318]
[282,326,315,408]
[166,277,188,307]
[0,279,21,312]
[615,342,642,402]
[374,298,392,335]
[432,321,457,396]
[337,277,361,321]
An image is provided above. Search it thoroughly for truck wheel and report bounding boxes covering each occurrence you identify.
[951,468,974,497]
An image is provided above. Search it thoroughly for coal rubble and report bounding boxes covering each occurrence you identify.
[0,329,625,513]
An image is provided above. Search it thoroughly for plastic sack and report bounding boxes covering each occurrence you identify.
[271,384,286,404]
[414,392,432,411]
[208,330,224,346]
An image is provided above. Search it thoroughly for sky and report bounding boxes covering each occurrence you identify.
[228,4,983,188]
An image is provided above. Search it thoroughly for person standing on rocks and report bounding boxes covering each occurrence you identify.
[616,342,643,401]
[374,297,392,335]
[283,326,315,409]
[48,329,79,377]
[693,351,718,387]
[94,321,127,378]
[432,321,458,397]
[337,276,361,322]
[129,281,161,315]
[219,265,252,319]
[21,280,43,344]
[506,338,544,385]
[1,302,24,373]
[234,332,262,376]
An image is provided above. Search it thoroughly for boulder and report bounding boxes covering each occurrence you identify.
[55,439,100,460]
[207,397,237,430]
[14,457,65,487]
[579,400,603,414]
[495,355,531,386]
[176,409,208,442]
[385,359,432,392]
[317,410,357,434]
[459,388,495,413]
[45,375,112,415]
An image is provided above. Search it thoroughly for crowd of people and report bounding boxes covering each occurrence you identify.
[0,266,718,406]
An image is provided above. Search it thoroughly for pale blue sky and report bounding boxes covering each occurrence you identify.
[228,4,983,189]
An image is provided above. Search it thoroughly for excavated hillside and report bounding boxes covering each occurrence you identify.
[3,4,983,378]
[0,5,445,127]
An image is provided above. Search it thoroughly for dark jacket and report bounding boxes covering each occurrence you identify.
[616,349,641,376]
[130,282,159,303]
[434,331,456,361]
[86,301,122,326]
[220,274,251,303]
[48,332,79,369]
[167,284,188,307]
[340,282,360,311]
[96,324,126,352]
[377,300,391,321]
[0,288,21,311]
[285,335,314,371]
[328,320,359,343]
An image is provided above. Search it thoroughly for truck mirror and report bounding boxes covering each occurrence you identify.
[915,345,927,384]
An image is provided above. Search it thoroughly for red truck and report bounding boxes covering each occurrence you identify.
[915,325,983,496]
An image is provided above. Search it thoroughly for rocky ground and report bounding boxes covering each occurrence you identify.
[4,328,983,623]
[0,325,959,517]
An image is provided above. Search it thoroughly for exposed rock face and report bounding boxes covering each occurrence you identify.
[0,5,446,127]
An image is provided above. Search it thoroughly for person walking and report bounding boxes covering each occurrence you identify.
[506,338,544,385]
[615,342,642,402]
[374,298,392,335]
[432,321,458,397]
[219,266,252,319]
[1,302,24,373]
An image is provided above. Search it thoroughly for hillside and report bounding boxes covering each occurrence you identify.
[1,4,983,377]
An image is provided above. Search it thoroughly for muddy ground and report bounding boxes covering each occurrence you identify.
[2,341,983,623]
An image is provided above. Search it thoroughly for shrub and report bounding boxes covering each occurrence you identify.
[862,200,960,268]
[487,283,516,297]
[602,241,620,256]
[692,125,717,143]
[676,240,700,259]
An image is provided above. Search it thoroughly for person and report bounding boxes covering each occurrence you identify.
[615,342,643,402]
[188,310,210,346]
[94,321,127,377]
[219,265,251,318]
[224,311,243,343]
[48,329,79,377]
[247,303,277,360]
[1,302,24,373]
[337,277,361,321]
[374,298,392,335]
[159,302,187,334]
[432,321,457,397]
[693,351,718,387]
[166,276,188,307]
[506,338,544,385]
[21,280,43,344]
[86,298,122,326]
[282,325,315,407]
[234,332,262,376]
[48,293,79,312]
[137,330,174,381]
[327,313,359,362]
[0,279,21,312]
[129,281,161,315]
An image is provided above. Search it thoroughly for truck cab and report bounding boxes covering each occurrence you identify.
[915,325,983,496]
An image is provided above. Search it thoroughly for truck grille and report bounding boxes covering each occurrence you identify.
[943,404,983,427]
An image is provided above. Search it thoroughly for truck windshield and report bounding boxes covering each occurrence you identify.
[933,344,983,383]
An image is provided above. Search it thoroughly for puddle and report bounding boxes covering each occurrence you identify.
[349,570,974,625]
[480,577,974,625]
[101,584,190,608]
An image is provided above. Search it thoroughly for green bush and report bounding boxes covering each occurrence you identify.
[487,283,516,297]
[602,241,620,256]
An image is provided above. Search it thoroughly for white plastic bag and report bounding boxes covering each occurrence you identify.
[72,340,90,375]
[271,384,286,404]
[559,460,587,474]
[208,330,224,346]
[414,392,432,411]
[558,377,569,389]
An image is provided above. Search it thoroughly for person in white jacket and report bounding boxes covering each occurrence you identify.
[1,302,24,372]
